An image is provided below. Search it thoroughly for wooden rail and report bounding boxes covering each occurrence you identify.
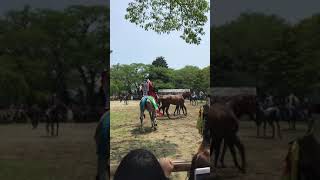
[110,160,191,176]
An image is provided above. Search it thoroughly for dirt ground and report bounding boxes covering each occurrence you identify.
[0,123,99,180]
[111,100,310,180]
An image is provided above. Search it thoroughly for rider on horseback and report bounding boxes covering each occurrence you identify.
[142,78,162,116]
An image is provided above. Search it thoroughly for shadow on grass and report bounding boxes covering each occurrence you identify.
[157,115,187,120]
[131,126,155,135]
[111,139,178,163]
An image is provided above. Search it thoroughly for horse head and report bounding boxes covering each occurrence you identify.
[188,142,211,180]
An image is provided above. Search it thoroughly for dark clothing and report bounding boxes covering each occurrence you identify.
[298,134,320,180]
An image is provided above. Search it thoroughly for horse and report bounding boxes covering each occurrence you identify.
[45,102,68,136]
[225,95,259,137]
[119,93,130,105]
[191,94,198,106]
[188,141,212,180]
[139,96,158,131]
[182,92,197,105]
[158,95,187,118]
[257,102,282,138]
[202,103,246,173]
[27,104,43,129]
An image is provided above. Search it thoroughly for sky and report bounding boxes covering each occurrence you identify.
[0,0,108,15]
[110,0,210,70]
[212,0,320,26]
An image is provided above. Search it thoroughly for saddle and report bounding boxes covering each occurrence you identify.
[140,96,158,111]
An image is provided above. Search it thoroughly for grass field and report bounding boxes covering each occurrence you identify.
[0,123,99,180]
[111,100,312,180]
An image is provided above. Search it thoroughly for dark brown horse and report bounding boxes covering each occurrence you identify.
[188,141,212,180]
[45,102,68,136]
[158,95,187,118]
[202,103,246,173]
[226,95,256,121]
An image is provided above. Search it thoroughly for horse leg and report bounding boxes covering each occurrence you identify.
[56,120,59,136]
[269,120,275,138]
[149,111,153,129]
[174,105,178,116]
[233,135,246,173]
[166,106,171,119]
[51,121,54,136]
[212,137,222,168]
[307,118,314,134]
[46,118,50,135]
[183,104,187,115]
[263,119,267,137]
[255,120,261,137]
[276,119,282,139]
[293,115,296,130]
[152,110,157,130]
[219,139,227,168]
[140,110,144,132]
[226,138,241,170]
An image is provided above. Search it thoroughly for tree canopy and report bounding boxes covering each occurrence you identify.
[125,0,209,45]
[110,61,210,96]
[0,5,109,107]
[211,12,320,97]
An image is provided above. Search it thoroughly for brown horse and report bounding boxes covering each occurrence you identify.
[139,97,157,131]
[202,103,246,173]
[158,95,187,118]
[188,141,212,180]
[226,95,256,121]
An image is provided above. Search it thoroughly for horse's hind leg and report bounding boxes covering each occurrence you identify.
[226,140,241,170]
[233,135,246,173]
[174,105,178,116]
[140,111,144,132]
[212,136,222,168]
[183,105,187,115]
[219,140,227,168]
[151,110,157,130]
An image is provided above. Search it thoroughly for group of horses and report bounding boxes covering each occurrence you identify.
[198,94,320,174]
[139,92,200,131]
[0,102,104,136]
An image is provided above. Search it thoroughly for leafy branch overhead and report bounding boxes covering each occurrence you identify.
[125,0,209,45]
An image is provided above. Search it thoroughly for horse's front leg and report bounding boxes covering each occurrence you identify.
[263,118,267,137]
[46,117,50,136]
[51,120,54,136]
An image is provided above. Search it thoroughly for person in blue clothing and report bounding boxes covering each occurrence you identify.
[95,108,110,180]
